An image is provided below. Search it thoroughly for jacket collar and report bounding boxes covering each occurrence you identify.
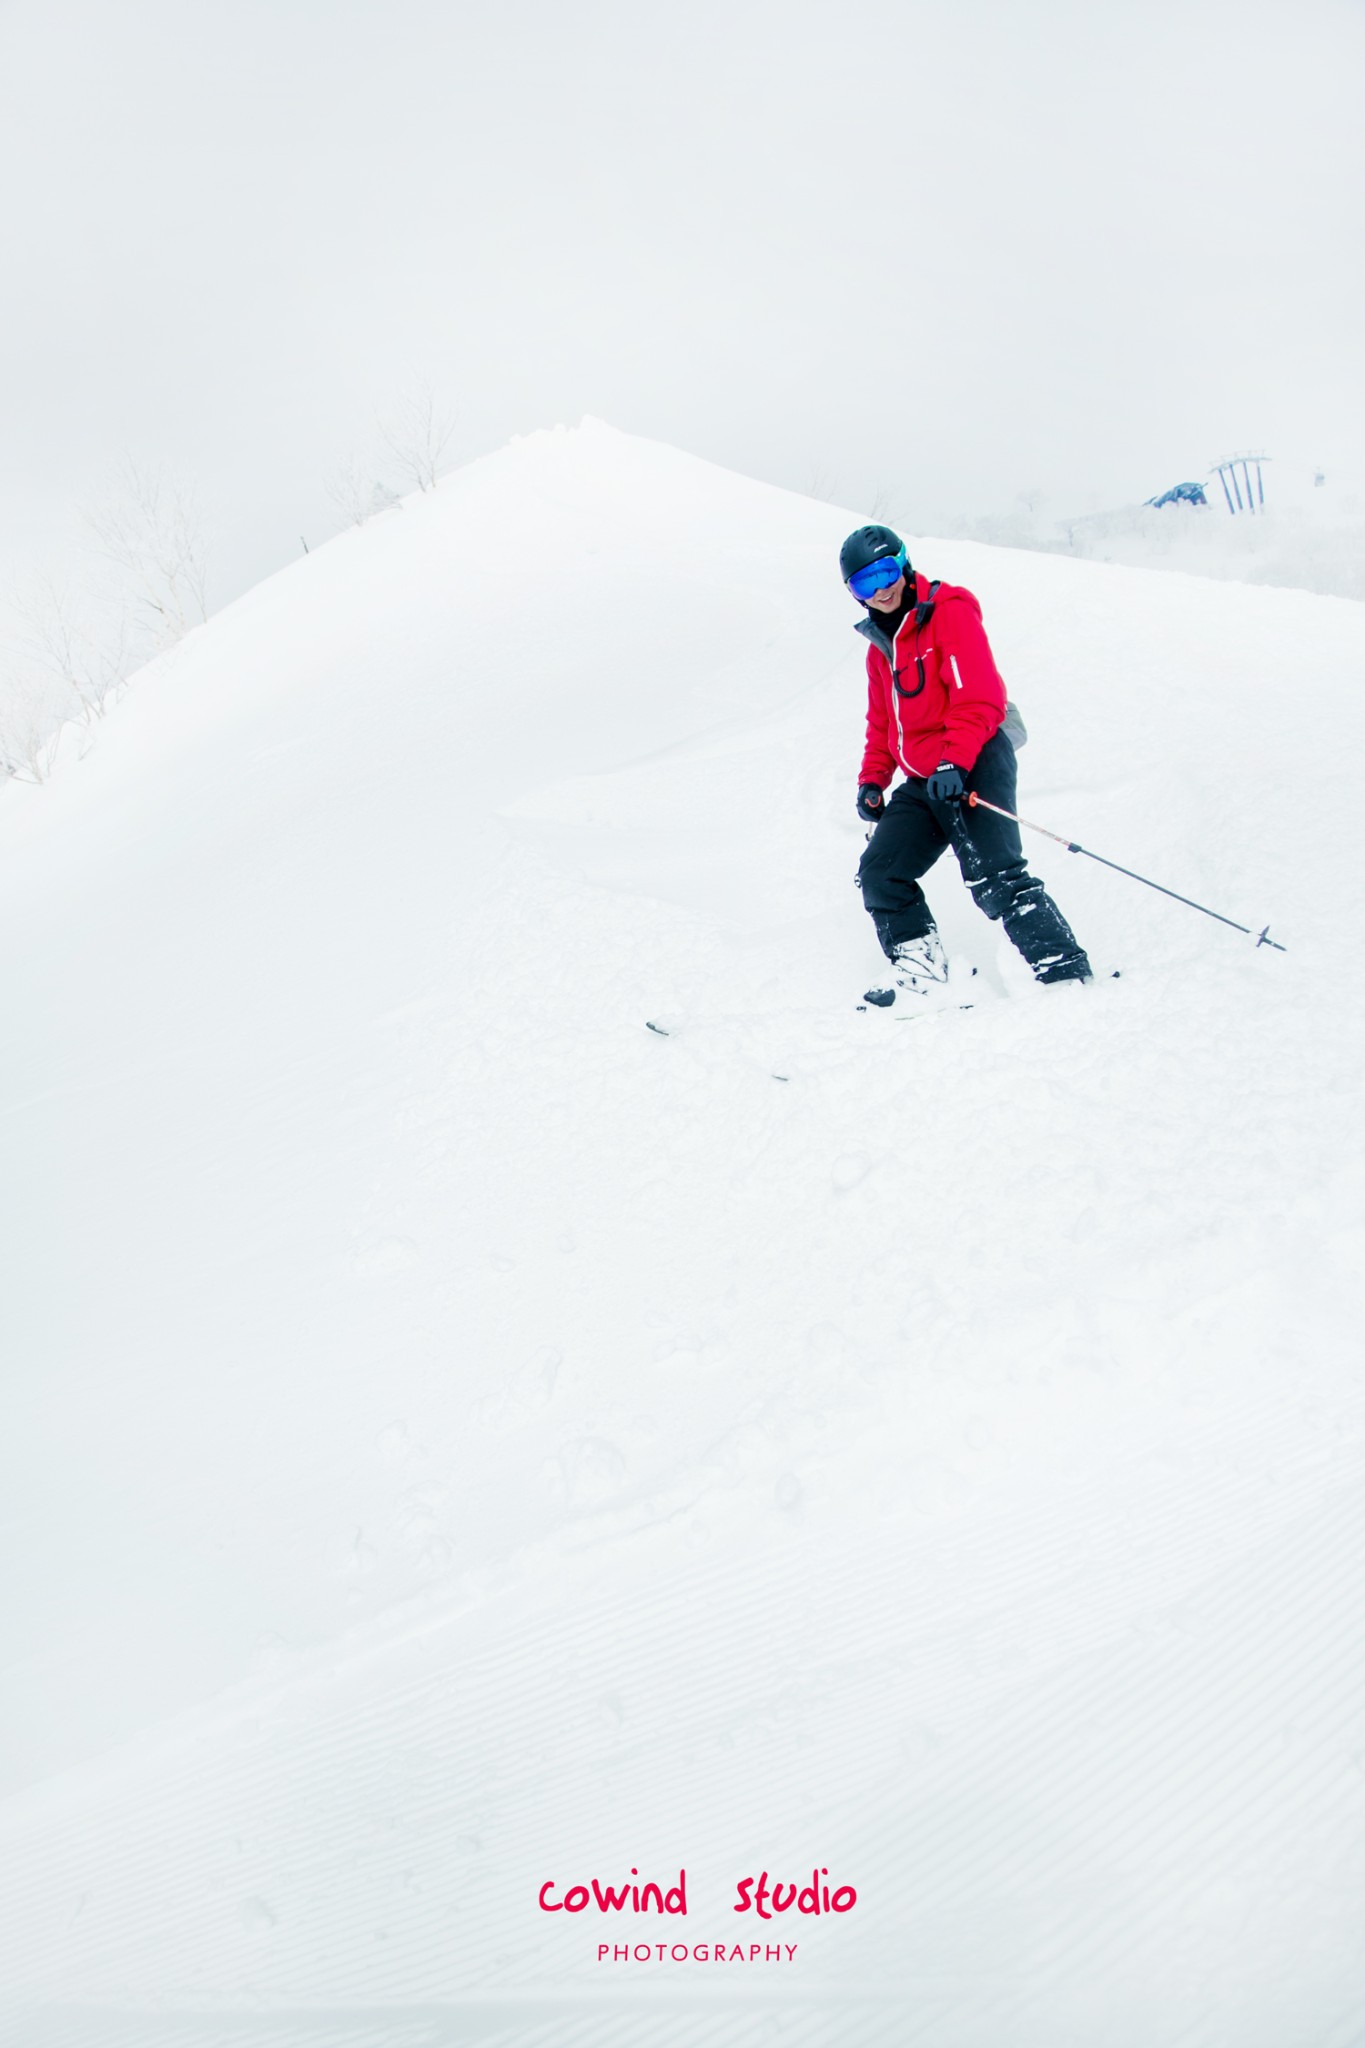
[853,570,931,659]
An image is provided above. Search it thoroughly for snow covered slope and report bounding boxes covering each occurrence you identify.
[2,421,1363,2047]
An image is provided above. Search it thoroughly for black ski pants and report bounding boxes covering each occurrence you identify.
[857,732,1090,979]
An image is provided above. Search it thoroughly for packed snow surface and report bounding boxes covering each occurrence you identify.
[2,421,1363,2047]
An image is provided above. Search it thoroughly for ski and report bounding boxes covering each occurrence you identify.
[857,993,975,1019]
[642,995,976,1084]
[645,1017,790,1080]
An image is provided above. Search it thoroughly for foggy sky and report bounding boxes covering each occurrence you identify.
[2,0,1362,610]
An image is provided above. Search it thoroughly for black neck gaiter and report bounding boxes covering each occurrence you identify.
[866,584,914,640]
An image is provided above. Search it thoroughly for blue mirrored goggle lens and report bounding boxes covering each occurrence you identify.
[847,548,907,599]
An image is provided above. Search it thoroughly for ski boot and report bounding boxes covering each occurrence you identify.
[863,931,955,1009]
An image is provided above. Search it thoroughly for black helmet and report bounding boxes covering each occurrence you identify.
[839,524,909,584]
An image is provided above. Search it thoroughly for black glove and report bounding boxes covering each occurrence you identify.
[856,783,885,823]
[925,762,967,803]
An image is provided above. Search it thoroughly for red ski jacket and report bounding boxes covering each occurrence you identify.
[855,572,1007,785]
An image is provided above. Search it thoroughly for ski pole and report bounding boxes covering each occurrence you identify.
[966,793,1286,951]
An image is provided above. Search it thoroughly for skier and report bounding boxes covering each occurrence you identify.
[842,524,1092,1001]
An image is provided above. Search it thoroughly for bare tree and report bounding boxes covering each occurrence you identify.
[0,659,78,783]
[87,458,209,650]
[325,458,401,528]
[0,459,211,789]
[805,459,839,503]
[15,574,128,720]
[378,385,458,494]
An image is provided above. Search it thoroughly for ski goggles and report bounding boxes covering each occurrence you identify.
[846,547,908,600]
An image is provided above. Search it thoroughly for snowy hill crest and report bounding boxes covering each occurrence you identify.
[2,422,1363,2045]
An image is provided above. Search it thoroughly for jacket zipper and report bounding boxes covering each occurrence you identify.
[889,617,908,769]
[887,589,925,770]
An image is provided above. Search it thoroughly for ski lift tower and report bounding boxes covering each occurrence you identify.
[1210,452,1269,515]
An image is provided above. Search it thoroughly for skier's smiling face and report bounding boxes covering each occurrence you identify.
[866,575,906,612]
